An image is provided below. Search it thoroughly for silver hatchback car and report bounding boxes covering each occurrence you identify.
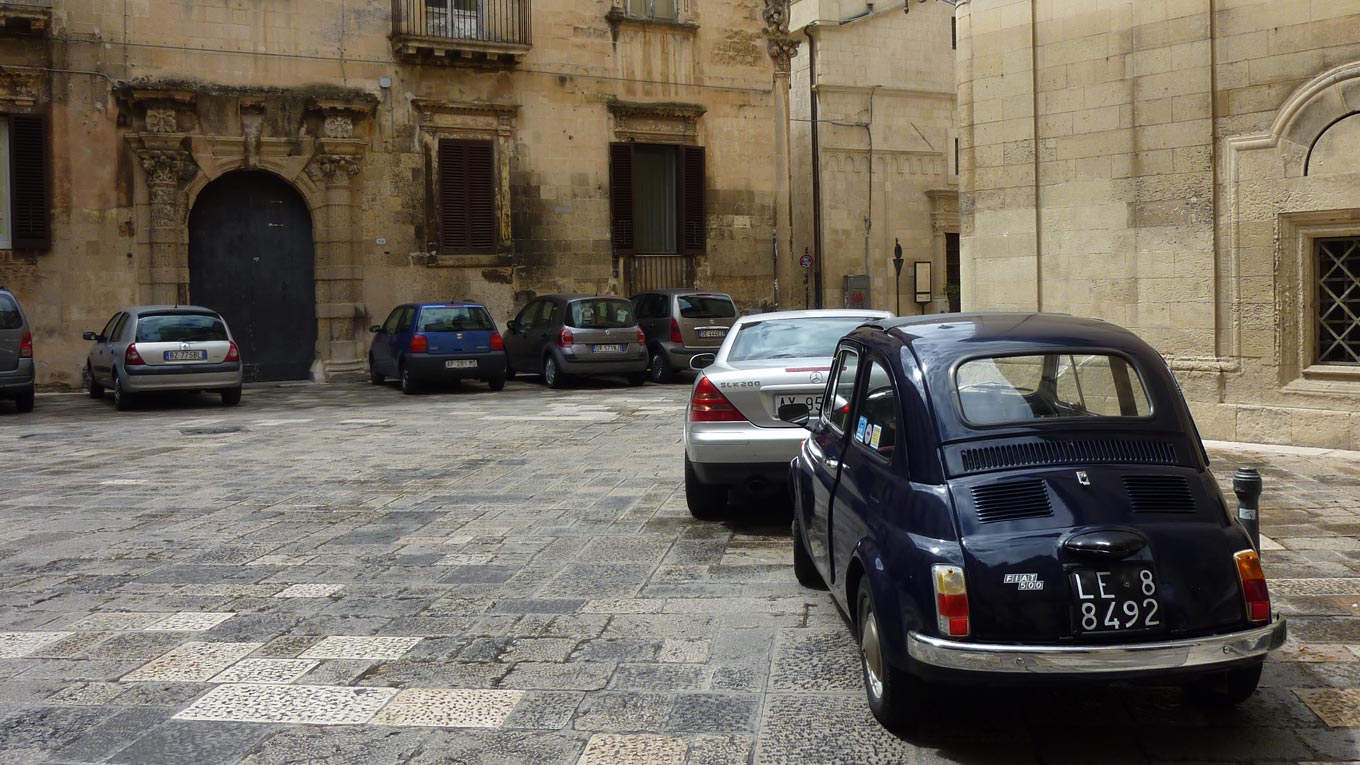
[683,308,892,517]
[84,306,244,410]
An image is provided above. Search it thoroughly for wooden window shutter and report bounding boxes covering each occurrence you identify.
[437,138,495,254]
[9,114,51,250]
[609,142,635,254]
[679,144,706,256]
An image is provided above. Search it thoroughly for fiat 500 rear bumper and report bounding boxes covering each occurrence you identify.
[907,618,1286,674]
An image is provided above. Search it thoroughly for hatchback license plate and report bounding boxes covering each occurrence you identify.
[698,329,726,338]
[445,360,477,369]
[1070,564,1162,634]
[776,394,823,412]
[164,350,207,362]
[593,344,625,353]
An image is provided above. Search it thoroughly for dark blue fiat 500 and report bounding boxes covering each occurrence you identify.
[781,313,1286,731]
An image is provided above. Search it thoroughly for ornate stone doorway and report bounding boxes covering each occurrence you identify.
[189,171,317,382]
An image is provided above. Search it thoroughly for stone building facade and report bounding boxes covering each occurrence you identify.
[956,0,1360,448]
[0,0,792,386]
[787,0,958,314]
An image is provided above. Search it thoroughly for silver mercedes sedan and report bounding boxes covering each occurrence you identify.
[683,308,892,518]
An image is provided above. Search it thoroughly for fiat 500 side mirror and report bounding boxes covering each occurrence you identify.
[506,320,522,333]
[778,402,812,427]
[369,325,382,333]
[82,331,99,341]
[690,353,716,371]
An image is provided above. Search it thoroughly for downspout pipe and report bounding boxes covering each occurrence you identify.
[805,24,824,308]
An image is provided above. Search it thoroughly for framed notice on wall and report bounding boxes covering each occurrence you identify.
[913,261,932,304]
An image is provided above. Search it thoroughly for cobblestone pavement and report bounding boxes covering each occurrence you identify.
[1,379,1358,764]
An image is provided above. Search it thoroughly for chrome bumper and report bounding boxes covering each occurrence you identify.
[907,618,1286,674]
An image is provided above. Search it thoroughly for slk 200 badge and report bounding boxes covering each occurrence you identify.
[1003,573,1044,591]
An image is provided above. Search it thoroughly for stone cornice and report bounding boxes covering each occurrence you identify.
[412,99,520,120]
[607,99,707,121]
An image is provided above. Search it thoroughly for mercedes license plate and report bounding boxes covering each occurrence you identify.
[444,360,477,369]
[698,329,726,338]
[776,393,823,412]
[164,350,207,362]
[593,344,625,353]
[1070,564,1163,635]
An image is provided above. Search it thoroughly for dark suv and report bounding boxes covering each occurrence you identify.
[0,288,35,413]
[631,289,738,383]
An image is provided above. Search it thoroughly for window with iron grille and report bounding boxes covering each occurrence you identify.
[1316,236,1360,365]
[437,138,496,254]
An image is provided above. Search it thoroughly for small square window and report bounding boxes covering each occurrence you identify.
[1316,236,1360,365]
[626,0,677,21]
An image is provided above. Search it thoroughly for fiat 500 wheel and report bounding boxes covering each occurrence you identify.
[857,584,921,732]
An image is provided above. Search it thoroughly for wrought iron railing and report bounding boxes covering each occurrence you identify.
[625,254,695,294]
[392,0,530,46]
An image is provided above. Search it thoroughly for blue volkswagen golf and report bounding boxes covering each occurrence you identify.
[781,313,1286,732]
[368,302,507,394]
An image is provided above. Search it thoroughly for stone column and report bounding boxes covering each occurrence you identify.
[305,152,362,377]
[764,0,798,311]
[137,139,198,303]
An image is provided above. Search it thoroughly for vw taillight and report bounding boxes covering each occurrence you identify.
[124,343,145,366]
[490,333,504,351]
[688,377,747,422]
[559,327,574,348]
[1234,549,1271,623]
[933,564,970,638]
[410,334,428,353]
[225,341,240,362]
[19,331,32,359]
[669,319,683,344]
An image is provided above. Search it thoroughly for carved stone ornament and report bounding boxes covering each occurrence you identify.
[305,154,361,181]
[761,0,790,36]
[767,36,799,71]
[148,186,182,227]
[323,114,355,139]
[0,69,41,108]
[138,149,195,185]
[145,108,178,134]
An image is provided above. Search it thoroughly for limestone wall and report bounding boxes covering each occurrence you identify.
[956,0,1360,448]
[787,1,957,313]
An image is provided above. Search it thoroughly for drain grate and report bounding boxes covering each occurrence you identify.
[180,426,246,436]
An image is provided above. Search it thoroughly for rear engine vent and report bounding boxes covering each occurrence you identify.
[971,480,1053,524]
[1123,475,1195,513]
[960,440,1177,473]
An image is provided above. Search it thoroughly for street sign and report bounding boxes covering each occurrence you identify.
[800,253,814,269]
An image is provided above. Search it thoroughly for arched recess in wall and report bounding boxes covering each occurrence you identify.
[1305,111,1360,176]
[1225,59,1360,387]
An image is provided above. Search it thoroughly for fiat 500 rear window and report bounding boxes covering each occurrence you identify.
[955,353,1152,425]
[419,306,494,332]
[135,314,229,343]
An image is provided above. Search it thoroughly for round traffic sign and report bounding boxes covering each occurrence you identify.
[800,254,814,269]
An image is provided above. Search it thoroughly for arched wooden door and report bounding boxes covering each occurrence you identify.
[188,171,317,382]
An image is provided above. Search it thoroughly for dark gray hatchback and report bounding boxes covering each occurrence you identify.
[0,288,35,413]
[504,294,648,388]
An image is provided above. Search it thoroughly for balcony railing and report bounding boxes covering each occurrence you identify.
[392,0,531,65]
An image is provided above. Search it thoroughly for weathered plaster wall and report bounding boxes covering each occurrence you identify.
[0,0,781,387]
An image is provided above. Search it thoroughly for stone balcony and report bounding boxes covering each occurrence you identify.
[390,0,531,67]
[0,0,52,36]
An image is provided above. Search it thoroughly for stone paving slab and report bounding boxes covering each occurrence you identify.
[1,381,1358,763]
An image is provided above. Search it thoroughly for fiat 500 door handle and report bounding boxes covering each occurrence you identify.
[824,458,840,470]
